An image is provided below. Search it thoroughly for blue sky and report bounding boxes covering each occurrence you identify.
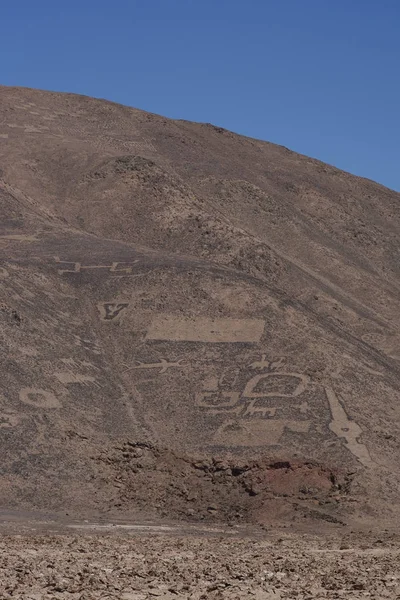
[1,0,399,191]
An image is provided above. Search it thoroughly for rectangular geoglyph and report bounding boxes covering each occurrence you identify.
[146,315,265,343]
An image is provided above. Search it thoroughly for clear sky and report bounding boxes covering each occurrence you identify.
[1,1,399,191]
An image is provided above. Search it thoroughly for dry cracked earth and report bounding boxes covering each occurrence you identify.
[1,85,400,596]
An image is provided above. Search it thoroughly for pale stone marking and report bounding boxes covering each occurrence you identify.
[243,399,277,418]
[243,372,309,398]
[325,386,373,467]
[55,257,138,275]
[60,358,99,371]
[54,372,101,388]
[195,391,240,409]
[124,359,185,374]
[0,234,38,242]
[19,388,61,409]
[146,315,265,343]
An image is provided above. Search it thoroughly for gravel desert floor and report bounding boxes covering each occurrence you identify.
[1,520,400,599]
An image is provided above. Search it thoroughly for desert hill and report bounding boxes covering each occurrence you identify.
[1,85,400,525]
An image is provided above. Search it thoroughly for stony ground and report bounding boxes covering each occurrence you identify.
[3,85,400,524]
[1,528,400,599]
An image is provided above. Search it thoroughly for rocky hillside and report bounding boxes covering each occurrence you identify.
[1,86,400,524]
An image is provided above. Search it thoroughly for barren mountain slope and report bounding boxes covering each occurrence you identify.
[1,86,400,524]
